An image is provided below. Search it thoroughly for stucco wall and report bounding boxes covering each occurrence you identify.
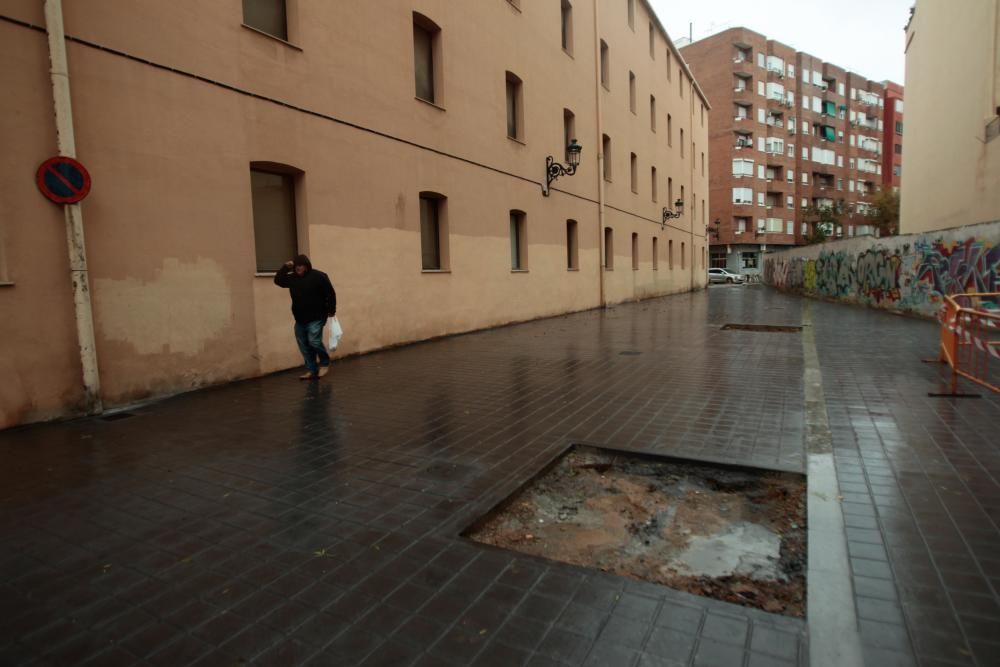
[0,1,709,429]
[762,221,1000,317]
[901,1,1000,234]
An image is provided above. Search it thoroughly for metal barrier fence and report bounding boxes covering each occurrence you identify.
[931,292,1000,395]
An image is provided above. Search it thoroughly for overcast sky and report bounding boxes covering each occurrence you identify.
[649,0,912,84]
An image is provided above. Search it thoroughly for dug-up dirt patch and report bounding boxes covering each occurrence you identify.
[466,446,806,617]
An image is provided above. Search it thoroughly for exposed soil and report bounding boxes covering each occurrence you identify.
[467,447,806,617]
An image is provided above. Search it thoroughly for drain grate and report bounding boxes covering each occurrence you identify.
[99,412,137,422]
[722,323,802,333]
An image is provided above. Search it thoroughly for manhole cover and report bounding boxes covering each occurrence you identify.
[721,323,802,333]
[464,445,806,616]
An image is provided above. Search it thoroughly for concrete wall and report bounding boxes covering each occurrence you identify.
[0,1,709,429]
[901,1,1000,234]
[762,221,1000,317]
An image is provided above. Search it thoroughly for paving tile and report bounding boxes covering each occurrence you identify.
[693,638,747,666]
[4,288,998,667]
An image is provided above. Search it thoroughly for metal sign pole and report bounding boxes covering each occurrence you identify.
[45,0,102,415]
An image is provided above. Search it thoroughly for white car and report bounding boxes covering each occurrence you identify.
[708,268,745,284]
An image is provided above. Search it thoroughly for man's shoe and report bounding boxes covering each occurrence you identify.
[317,367,330,378]
[299,372,318,380]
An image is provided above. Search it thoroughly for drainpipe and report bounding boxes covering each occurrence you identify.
[689,82,696,292]
[45,0,102,414]
[593,0,606,307]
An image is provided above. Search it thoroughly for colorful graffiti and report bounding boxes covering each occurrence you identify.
[764,233,1000,317]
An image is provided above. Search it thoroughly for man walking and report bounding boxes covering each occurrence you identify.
[274,255,337,379]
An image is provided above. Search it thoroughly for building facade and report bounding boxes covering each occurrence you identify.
[881,80,904,191]
[681,28,901,275]
[0,0,710,429]
[901,0,1000,234]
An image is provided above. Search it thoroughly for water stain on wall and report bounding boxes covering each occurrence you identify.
[94,257,233,355]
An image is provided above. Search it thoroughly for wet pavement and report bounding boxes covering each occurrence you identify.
[1,286,998,666]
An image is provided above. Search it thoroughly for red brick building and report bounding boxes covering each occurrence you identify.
[881,80,904,190]
[681,28,902,274]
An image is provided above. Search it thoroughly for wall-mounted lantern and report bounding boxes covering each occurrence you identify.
[661,198,684,228]
[543,139,582,196]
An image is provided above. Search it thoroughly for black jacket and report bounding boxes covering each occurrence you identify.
[274,265,337,324]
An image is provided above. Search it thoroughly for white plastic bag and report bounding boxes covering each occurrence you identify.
[328,316,343,351]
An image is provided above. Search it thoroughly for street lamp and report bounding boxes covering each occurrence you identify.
[661,198,684,228]
[543,139,582,196]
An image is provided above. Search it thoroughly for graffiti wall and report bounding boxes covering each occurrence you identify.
[763,221,1000,317]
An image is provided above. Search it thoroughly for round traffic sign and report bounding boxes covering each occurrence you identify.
[36,156,92,204]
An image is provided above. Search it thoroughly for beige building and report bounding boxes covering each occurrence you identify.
[0,0,710,429]
[901,0,1000,233]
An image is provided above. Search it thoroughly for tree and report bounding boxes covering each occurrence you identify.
[801,204,840,245]
[865,187,901,236]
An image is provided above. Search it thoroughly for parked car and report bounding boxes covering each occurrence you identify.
[708,268,745,284]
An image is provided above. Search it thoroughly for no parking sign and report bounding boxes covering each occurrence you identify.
[36,156,91,204]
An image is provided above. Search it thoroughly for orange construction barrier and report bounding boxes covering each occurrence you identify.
[934,292,1000,395]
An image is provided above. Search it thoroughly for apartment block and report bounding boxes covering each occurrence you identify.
[0,0,709,428]
[881,80,904,190]
[681,28,902,274]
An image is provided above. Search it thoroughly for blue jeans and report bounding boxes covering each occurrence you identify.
[294,319,330,375]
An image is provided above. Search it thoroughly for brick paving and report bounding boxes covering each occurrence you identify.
[0,286,996,666]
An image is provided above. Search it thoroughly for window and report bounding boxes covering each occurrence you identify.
[650,96,656,131]
[0,219,8,283]
[667,114,673,146]
[510,210,527,270]
[893,165,901,176]
[742,252,758,269]
[894,143,902,154]
[419,192,448,270]
[668,177,673,204]
[651,166,658,201]
[604,227,614,268]
[505,72,523,140]
[680,185,684,209]
[629,71,637,113]
[630,153,638,193]
[701,152,705,176]
[668,239,674,270]
[598,51,617,100]
[732,187,752,204]
[632,233,639,270]
[679,71,684,97]
[564,109,576,155]
[666,48,672,79]
[602,134,612,181]
[895,121,903,135]
[627,0,635,29]
[680,128,685,157]
[649,23,655,58]
[566,219,578,270]
[242,0,287,40]
[701,104,705,127]
[787,168,794,182]
[735,217,749,234]
[652,237,659,270]
[413,13,441,104]
[250,167,298,272]
[561,0,573,54]
[681,242,685,270]
[801,172,808,184]
[732,159,754,177]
